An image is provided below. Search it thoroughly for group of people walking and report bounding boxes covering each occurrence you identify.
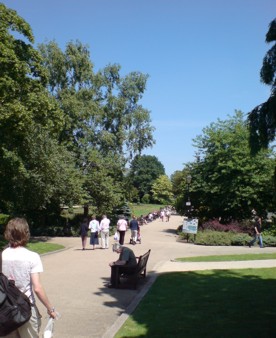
[80,214,142,250]
[80,214,111,250]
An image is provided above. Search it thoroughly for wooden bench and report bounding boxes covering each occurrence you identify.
[116,249,151,289]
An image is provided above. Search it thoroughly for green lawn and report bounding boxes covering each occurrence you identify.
[115,267,276,338]
[175,253,276,262]
[131,204,163,217]
[0,237,64,254]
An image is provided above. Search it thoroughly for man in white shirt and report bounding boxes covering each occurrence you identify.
[99,215,111,249]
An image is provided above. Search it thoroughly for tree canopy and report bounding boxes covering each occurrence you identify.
[177,111,275,221]
[0,4,155,223]
[248,18,276,154]
[127,155,165,202]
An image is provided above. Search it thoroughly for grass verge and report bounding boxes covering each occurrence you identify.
[175,253,276,262]
[0,237,64,254]
[115,268,276,338]
[131,204,163,217]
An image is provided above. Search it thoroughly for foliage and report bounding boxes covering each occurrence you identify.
[116,269,276,337]
[179,228,276,247]
[0,4,84,219]
[0,4,156,225]
[177,111,275,221]
[262,235,276,247]
[248,19,276,154]
[38,41,155,161]
[151,175,174,204]
[193,230,233,246]
[201,219,244,233]
[231,233,252,246]
[128,155,165,201]
[170,170,185,197]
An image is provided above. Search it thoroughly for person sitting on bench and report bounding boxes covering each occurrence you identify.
[108,243,137,288]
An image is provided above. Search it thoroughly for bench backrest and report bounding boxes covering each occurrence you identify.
[137,249,151,270]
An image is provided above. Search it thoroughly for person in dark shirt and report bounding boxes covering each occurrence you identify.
[129,215,139,244]
[79,217,89,250]
[249,216,263,248]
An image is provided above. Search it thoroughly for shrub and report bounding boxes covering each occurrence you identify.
[231,233,252,246]
[263,235,276,247]
[201,219,242,233]
[141,194,150,204]
[194,230,233,246]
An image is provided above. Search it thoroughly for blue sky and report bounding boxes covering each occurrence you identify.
[3,0,275,176]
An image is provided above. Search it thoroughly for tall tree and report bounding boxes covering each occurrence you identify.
[38,42,155,162]
[185,111,275,221]
[128,155,165,201]
[151,175,174,204]
[38,40,156,213]
[248,19,276,154]
[0,4,83,217]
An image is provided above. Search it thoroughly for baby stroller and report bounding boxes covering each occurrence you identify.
[130,226,141,244]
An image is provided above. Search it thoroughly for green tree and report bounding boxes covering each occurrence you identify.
[151,175,174,204]
[184,111,275,221]
[171,170,185,197]
[128,155,165,201]
[0,4,83,219]
[248,19,276,153]
[84,149,124,216]
[38,41,156,212]
[38,42,155,161]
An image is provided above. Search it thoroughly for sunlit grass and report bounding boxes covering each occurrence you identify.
[131,204,164,217]
[0,236,64,254]
[175,253,276,262]
[115,268,276,337]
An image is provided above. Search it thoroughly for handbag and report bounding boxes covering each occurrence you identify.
[114,232,119,241]
[0,251,32,335]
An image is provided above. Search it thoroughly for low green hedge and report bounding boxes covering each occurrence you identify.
[179,230,276,247]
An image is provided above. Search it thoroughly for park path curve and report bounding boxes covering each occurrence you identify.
[37,215,276,338]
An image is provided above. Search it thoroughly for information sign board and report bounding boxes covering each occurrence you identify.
[182,218,198,234]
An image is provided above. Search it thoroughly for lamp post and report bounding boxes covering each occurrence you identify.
[185,175,192,218]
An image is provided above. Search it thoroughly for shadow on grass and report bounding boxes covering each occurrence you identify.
[114,268,276,338]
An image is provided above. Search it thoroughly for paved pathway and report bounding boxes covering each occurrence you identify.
[37,215,276,337]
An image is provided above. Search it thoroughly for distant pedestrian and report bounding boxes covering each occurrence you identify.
[117,215,128,245]
[160,210,165,222]
[100,214,111,249]
[166,209,171,222]
[80,217,89,250]
[249,216,264,248]
[129,215,139,245]
[89,215,100,250]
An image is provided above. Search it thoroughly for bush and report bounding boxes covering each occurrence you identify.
[141,194,150,204]
[179,228,276,247]
[231,233,252,246]
[263,235,276,247]
[201,219,242,233]
[194,230,233,246]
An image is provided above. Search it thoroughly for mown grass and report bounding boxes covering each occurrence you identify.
[175,253,276,262]
[115,268,276,338]
[0,236,64,254]
[130,204,163,217]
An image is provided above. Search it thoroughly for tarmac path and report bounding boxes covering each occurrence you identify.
[36,215,276,338]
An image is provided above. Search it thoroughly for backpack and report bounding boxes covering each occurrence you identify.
[0,251,32,335]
